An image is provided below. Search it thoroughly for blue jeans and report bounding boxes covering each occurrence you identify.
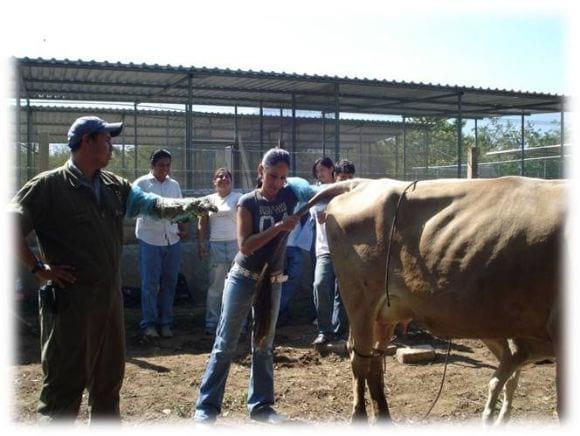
[206,240,238,332]
[279,246,307,317]
[138,240,182,329]
[313,254,348,338]
[194,268,281,421]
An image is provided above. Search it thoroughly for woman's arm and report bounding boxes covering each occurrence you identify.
[237,206,299,256]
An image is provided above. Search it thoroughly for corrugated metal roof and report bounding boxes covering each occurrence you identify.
[21,104,430,128]
[15,57,565,118]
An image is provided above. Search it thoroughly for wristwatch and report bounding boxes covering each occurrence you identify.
[30,260,45,274]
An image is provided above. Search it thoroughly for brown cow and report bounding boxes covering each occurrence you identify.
[306,176,565,422]
[481,338,554,425]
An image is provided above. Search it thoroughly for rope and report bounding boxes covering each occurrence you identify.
[384,180,418,307]
[419,339,453,422]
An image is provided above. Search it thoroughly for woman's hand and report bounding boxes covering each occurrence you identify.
[35,264,76,288]
[276,215,300,232]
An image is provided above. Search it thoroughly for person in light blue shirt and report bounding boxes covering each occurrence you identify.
[277,201,313,326]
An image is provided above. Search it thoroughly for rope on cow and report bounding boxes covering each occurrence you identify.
[384,180,418,307]
[419,339,453,422]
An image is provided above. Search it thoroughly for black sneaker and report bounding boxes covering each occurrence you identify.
[312,333,330,346]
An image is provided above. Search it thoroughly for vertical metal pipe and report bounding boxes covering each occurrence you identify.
[424,128,429,179]
[402,116,407,180]
[279,108,283,146]
[520,113,525,176]
[322,111,326,156]
[165,113,170,149]
[291,93,296,173]
[259,101,264,155]
[560,102,565,177]
[234,105,239,144]
[133,103,138,180]
[186,73,193,189]
[457,93,463,178]
[334,83,340,161]
[474,118,478,148]
[394,134,399,179]
[26,98,32,179]
[16,80,21,187]
[121,112,126,175]
[232,104,239,186]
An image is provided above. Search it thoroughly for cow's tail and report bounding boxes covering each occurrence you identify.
[295,178,369,217]
[253,178,368,347]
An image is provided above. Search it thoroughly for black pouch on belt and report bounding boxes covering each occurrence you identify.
[39,282,58,314]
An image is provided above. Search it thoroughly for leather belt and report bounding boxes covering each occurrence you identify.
[230,263,288,284]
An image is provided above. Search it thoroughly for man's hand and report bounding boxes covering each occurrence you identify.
[172,198,218,224]
[35,264,76,288]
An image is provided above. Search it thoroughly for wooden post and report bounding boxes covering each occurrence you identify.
[467,146,478,179]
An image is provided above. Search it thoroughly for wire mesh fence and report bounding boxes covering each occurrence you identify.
[12,107,568,195]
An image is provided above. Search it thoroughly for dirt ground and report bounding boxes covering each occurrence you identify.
[12,304,558,426]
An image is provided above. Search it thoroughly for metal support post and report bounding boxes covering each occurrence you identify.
[560,102,565,177]
[520,113,525,176]
[402,116,407,180]
[322,111,326,156]
[16,83,21,187]
[26,99,32,179]
[259,101,264,154]
[457,93,463,178]
[279,108,283,147]
[334,83,340,161]
[291,94,296,173]
[121,112,126,174]
[133,102,138,180]
[185,74,193,189]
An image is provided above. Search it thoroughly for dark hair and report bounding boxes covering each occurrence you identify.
[312,156,335,179]
[70,131,100,152]
[150,148,172,166]
[261,147,291,168]
[213,167,232,180]
[335,159,356,175]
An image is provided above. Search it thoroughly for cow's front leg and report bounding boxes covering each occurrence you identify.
[352,371,367,422]
[349,336,372,423]
[366,355,391,423]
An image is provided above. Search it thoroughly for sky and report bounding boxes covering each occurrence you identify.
[1,0,570,95]
[1,0,579,431]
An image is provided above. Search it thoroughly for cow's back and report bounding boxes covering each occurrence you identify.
[326,177,565,340]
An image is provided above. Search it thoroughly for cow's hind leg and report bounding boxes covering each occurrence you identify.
[481,340,513,425]
[495,369,521,424]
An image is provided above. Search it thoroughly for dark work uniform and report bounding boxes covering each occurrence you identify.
[11,161,132,421]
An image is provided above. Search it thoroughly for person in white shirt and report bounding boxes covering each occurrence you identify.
[310,157,348,350]
[134,149,186,338]
[197,168,242,335]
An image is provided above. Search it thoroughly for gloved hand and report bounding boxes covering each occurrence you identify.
[170,197,218,223]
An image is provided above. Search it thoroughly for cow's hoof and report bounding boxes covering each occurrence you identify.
[351,411,368,424]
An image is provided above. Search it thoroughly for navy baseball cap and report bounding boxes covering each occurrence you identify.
[67,116,123,148]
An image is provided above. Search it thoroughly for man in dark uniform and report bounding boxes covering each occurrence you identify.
[11,116,214,423]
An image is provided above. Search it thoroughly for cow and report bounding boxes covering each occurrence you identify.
[304,176,565,423]
[481,338,554,425]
